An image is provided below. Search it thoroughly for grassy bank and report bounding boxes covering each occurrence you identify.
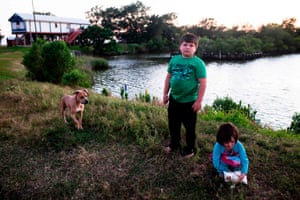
[0,47,299,199]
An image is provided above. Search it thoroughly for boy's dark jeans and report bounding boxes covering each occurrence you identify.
[168,95,197,151]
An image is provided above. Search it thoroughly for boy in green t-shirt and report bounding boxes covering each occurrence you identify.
[163,33,207,158]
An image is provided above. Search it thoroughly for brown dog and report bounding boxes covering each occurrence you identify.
[61,89,89,129]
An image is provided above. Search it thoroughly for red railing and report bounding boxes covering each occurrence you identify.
[65,29,82,44]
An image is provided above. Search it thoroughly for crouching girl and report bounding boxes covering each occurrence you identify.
[212,122,249,183]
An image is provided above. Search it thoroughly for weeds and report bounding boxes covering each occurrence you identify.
[0,80,299,199]
[0,47,299,199]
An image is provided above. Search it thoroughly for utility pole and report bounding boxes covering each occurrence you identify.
[31,0,37,42]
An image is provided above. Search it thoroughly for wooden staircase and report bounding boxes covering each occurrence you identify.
[65,29,82,44]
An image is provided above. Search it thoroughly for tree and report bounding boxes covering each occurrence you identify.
[87,1,150,43]
[145,13,179,52]
[196,18,220,39]
[0,28,4,45]
[258,24,295,53]
[281,18,297,33]
[288,112,300,134]
[78,25,115,55]
[118,1,150,43]
[84,2,300,57]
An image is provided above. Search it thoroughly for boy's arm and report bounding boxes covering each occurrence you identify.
[163,73,171,104]
[192,78,207,112]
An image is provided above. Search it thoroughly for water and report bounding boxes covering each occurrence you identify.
[93,54,300,130]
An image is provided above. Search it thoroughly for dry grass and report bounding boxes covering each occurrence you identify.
[0,47,299,199]
[0,79,299,199]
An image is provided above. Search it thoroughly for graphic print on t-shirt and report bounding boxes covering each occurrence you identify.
[172,64,193,80]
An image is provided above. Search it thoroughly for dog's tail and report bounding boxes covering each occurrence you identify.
[61,98,68,123]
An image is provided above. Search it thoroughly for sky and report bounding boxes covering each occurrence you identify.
[1,0,299,44]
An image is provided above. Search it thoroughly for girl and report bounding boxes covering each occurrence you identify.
[212,122,249,183]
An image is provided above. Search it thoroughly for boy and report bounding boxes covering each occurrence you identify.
[163,33,207,158]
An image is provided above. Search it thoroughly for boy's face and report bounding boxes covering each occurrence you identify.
[180,41,197,58]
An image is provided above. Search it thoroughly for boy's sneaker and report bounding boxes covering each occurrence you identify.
[164,145,180,154]
[164,146,173,154]
[180,147,195,158]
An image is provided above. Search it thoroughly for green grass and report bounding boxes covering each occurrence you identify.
[0,47,299,199]
[0,46,28,80]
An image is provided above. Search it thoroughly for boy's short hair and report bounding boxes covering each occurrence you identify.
[216,122,239,144]
[180,33,199,48]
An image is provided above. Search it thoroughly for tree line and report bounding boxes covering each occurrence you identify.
[76,1,300,60]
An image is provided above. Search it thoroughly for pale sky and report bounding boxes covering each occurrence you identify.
[1,0,299,44]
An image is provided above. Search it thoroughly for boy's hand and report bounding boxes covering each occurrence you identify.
[193,78,206,112]
[163,95,169,105]
[192,101,202,112]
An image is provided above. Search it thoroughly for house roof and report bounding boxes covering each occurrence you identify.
[8,13,90,25]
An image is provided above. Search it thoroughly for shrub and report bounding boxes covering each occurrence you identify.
[135,90,158,103]
[80,46,94,54]
[127,43,146,54]
[62,69,92,88]
[22,39,46,81]
[102,88,111,96]
[146,38,167,52]
[41,41,75,84]
[102,40,124,55]
[288,112,300,134]
[90,58,109,70]
[22,40,75,84]
[212,96,257,121]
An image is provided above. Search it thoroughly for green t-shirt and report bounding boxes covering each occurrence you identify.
[167,55,206,103]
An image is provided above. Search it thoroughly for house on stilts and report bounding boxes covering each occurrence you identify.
[7,12,89,46]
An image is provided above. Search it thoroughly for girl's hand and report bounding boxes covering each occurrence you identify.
[238,173,246,182]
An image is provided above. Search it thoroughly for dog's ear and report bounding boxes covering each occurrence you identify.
[73,90,81,95]
[83,89,89,95]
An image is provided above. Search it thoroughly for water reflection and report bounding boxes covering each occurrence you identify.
[93,54,300,130]
[93,54,169,99]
